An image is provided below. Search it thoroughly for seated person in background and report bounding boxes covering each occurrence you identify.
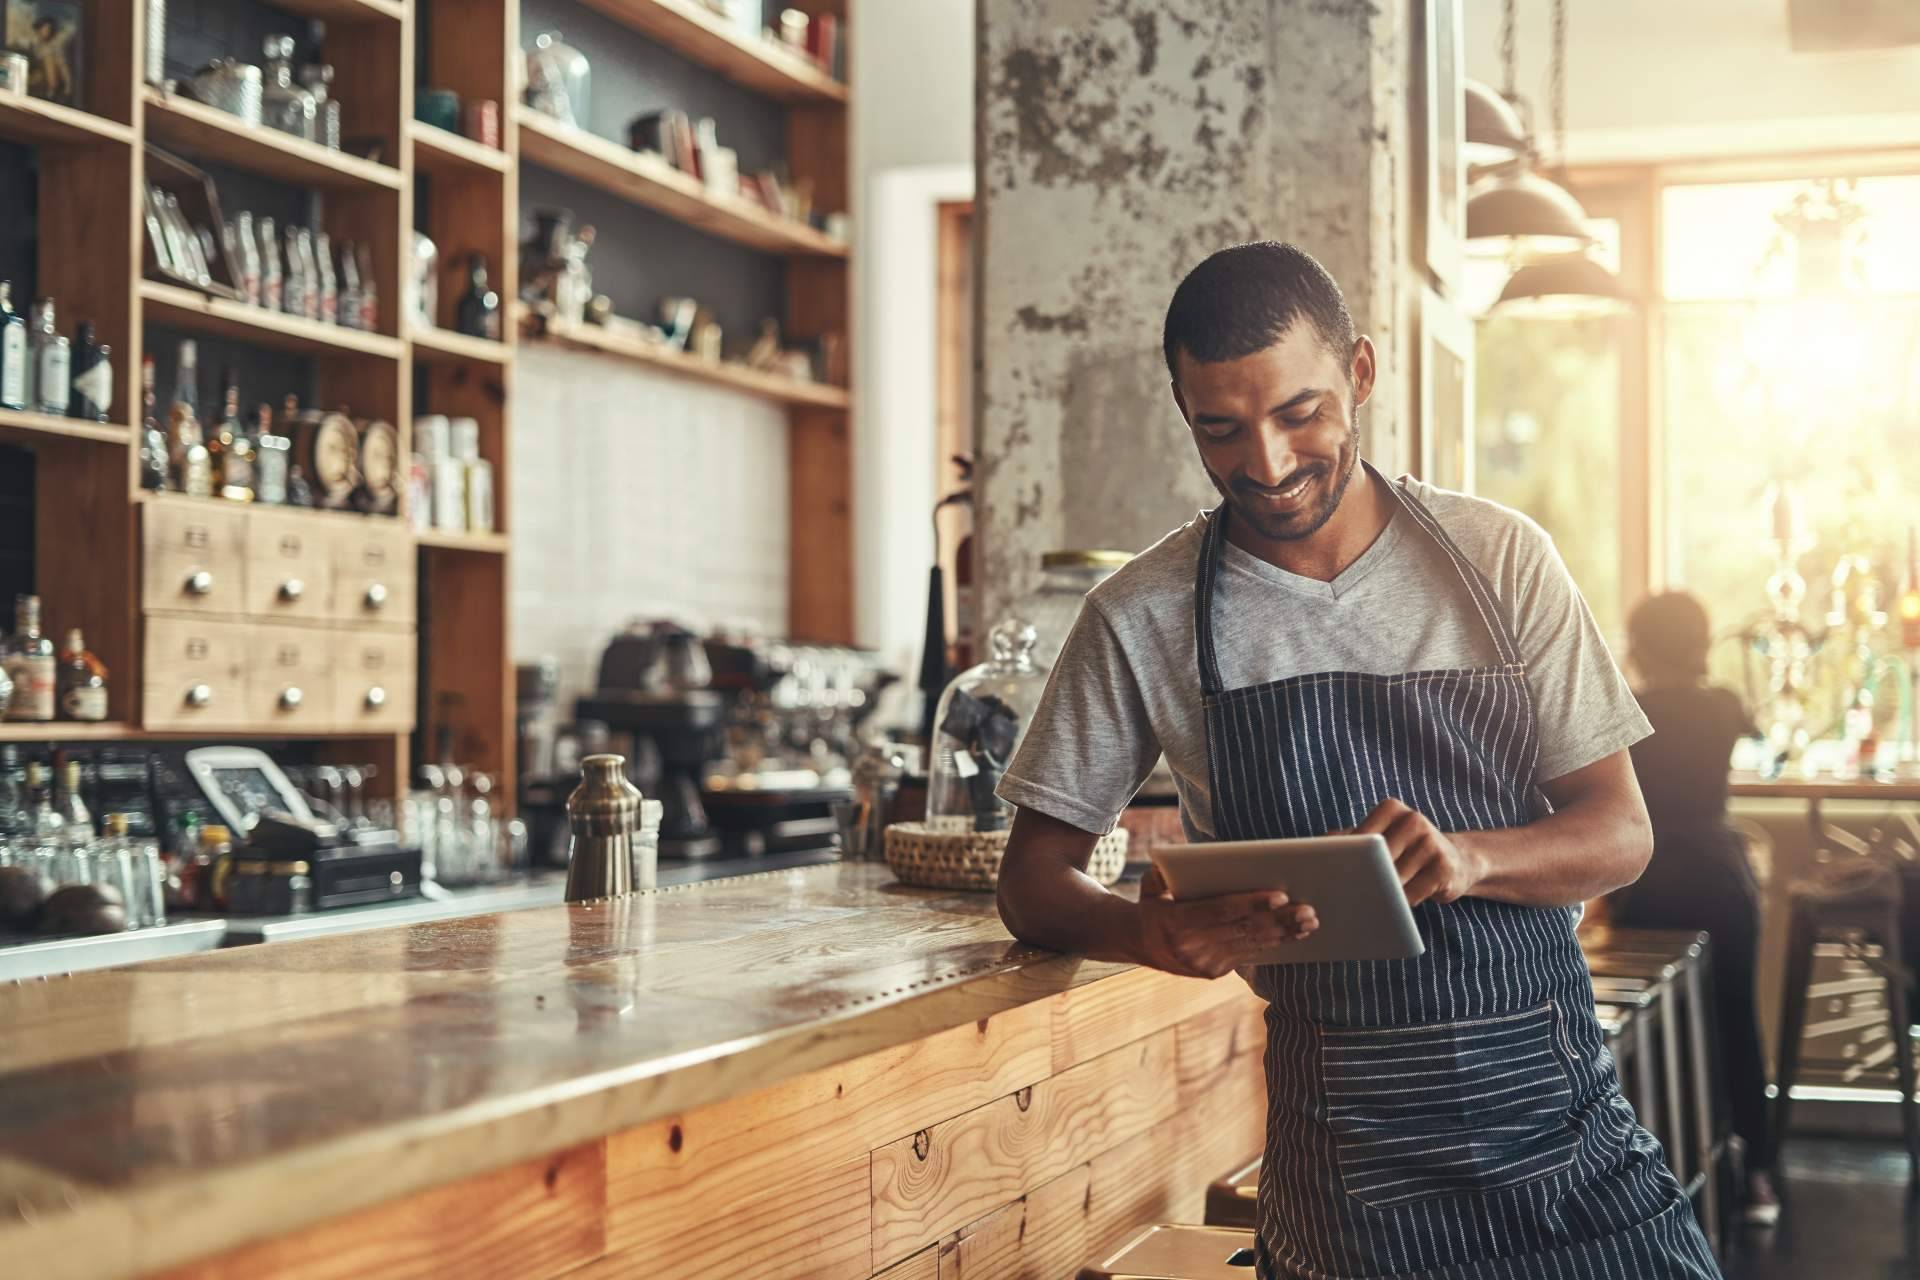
[1616,591,1779,1224]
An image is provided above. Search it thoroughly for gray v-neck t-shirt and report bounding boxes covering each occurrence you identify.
[997,477,1651,839]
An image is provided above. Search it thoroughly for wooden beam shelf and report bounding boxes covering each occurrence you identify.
[0,95,133,148]
[143,90,404,192]
[409,122,511,176]
[140,280,406,360]
[0,408,129,448]
[524,318,850,410]
[416,529,510,554]
[573,0,848,104]
[515,110,848,259]
[262,0,406,22]
[409,325,511,366]
[0,722,411,743]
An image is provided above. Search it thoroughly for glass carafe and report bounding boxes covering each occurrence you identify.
[261,36,318,141]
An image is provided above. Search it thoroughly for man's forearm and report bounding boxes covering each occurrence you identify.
[1459,797,1651,908]
[997,860,1145,964]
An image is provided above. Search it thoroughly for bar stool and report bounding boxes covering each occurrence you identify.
[1203,1156,1260,1230]
[1077,1225,1257,1279]
[1773,866,1920,1178]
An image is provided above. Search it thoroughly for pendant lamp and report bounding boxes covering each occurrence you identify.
[1464,80,1528,170]
[1467,171,1591,258]
[1493,252,1631,316]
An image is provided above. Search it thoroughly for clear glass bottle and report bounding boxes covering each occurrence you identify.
[20,761,63,878]
[2,595,56,723]
[0,746,26,840]
[282,225,310,318]
[169,339,212,498]
[299,63,340,150]
[314,231,339,324]
[29,298,69,417]
[257,215,283,313]
[337,239,362,331]
[211,368,255,502]
[261,35,318,141]
[455,254,500,339]
[57,758,93,852]
[139,354,170,490]
[0,280,28,410]
[253,403,290,505]
[57,628,108,722]
[67,321,111,423]
[924,618,1050,833]
[232,210,262,305]
[98,812,137,926]
[294,229,321,321]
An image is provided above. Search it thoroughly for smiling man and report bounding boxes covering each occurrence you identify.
[993,242,1720,1278]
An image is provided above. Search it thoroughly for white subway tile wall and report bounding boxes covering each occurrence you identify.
[511,344,791,705]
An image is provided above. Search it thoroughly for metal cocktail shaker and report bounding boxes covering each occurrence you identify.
[564,753,642,901]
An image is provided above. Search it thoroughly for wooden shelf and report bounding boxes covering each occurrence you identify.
[574,0,847,103]
[409,122,511,176]
[409,325,511,366]
[524,319,850,410]
[139,280,406,360]
[0,722,408,743]
[416,528,510,554]
[0,722,135,742]
[143,90,404,192]
[0,407,129,448]
[136,490,409,534]
[0,94,133,148]
[515,110,848,259]
[260,0,405,21]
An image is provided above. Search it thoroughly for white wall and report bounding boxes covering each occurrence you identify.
[850,0,977,673]
[1464,0,1920,162]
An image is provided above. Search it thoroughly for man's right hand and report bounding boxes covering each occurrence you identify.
[1132,864,1319,979]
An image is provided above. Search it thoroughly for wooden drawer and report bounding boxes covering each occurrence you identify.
[142,501,247,617]
[247,623,336,732]
[332,523,416,626]
[332,628,416,732]
[142,616,248,731]
[246,511,336,623]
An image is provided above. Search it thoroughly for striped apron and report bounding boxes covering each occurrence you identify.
[1194,478,1721,1279]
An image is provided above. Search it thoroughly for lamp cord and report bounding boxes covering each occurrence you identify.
[1550,0,1569,176]
[1500,0,1518,102]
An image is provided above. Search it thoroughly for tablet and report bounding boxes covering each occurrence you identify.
[1149,835,1424,965]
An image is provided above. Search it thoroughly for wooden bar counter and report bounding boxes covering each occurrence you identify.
[0,863,1268,1280]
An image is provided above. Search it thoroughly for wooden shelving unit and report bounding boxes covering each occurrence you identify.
[574,0,849,103]
[415,528,510,554]
[143,90,404,192]
[408,324,510,366]
[527,318,850,410]
[0,408,129,449]
[140,280,406,359]
[0,94,134,148]
[267,0,407,22]
[515,110,848,258]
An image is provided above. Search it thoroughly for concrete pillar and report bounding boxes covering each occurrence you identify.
[975,0,1417,628]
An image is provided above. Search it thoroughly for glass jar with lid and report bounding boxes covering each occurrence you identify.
[525,32,591,130]
[925,618,1048,834]
[1026,550,1132,673]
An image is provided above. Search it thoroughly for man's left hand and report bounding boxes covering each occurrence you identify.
[1350,798,1482,907]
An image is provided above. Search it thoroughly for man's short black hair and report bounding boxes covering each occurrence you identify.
[1162,241,1356,379]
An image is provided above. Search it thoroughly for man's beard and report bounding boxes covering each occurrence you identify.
[1211,409,1362,544]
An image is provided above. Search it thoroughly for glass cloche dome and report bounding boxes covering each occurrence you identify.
[925,617,1049,833]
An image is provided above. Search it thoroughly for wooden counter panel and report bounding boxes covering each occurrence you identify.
[876,1249,939,1280]
[158,1144,606,1280]
[1050,964,1248,1072]
[870,1030,1180,1269]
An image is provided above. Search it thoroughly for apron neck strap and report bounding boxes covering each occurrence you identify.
[1193,463,1523,699]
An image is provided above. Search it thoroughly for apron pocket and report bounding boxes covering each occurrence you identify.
[1321,1002,1580,1209]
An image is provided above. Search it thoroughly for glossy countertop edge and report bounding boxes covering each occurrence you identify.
[0,867,1132,1280]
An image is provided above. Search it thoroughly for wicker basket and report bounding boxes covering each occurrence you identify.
[884,821,1129,892]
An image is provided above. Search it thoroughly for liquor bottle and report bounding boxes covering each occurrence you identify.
[2,595,57,722]
[0,745,25,838]
[454,254,501,339]
[0,281,27,410]
[262,35,318,141]
[67,322,112,423]
[295,229,322,320]
[22,761,64,851]
[210,369,255,502]
[356,242,378,331]
[283,225,310,319]
[57,758,94,851]
[57,628,107,722]
[314,231,339,325]
[169,340,212,498]
[29,299,69,416]
[338,240,362,331]
[258,216,283,313]
[232,211,262,306]
[138,355,169,491]
[253,404,289,505]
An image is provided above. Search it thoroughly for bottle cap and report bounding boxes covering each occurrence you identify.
[106,813,129,836]
[64,628,83,651]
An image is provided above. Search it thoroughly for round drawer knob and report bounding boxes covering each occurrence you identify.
[365,582,389,610]
[365,685,387,710]
[279,578,304,602]
[280,686,304,710]
[185,683,213,708]
[185,570,215,596]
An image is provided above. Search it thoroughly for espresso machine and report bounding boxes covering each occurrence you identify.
[576,621,727,860]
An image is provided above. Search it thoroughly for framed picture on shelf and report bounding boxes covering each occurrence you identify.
[1423,0,1465,292]
[1420,286,1474,493]
[5,0,81,108]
